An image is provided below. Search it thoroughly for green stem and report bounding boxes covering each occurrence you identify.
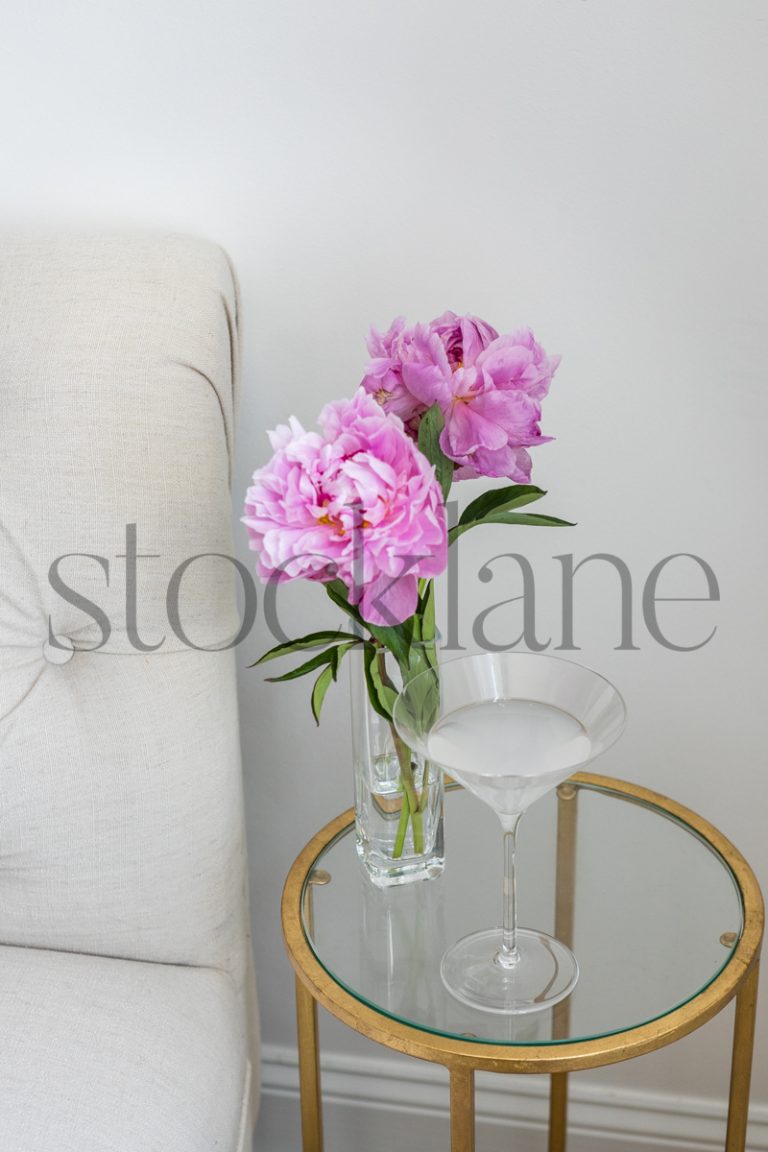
[417,764,433,814]
[390,721,424,855]
[374,646,433,859]
[392,780,412,859]
[407,636,438,821]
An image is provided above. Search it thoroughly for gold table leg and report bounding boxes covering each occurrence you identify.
[295,868,330,1152]
[296,976,323,1152]
[725,961,760,1152]
[450,1067,475,1152]
[548,781,579,1152]
[548,1074,569,1152]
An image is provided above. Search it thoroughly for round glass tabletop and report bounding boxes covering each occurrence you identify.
[300,780,745,1047]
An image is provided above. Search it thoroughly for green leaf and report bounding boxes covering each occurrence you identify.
[324,579,364,626]
[363,644,398,720]
[311,664,335,725]
[418,579,436,646]
[329,640,361,680]
[253,629,362,666]
[418,403,454,502]
[448,511,575,546]
[325,578,413,665]
[264,637,362,684]
[459,485,547,527]
[264,647,339,683]
[367,620,412,667]
[400,661,440,736]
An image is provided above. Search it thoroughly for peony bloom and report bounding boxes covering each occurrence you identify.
[243,389,447,626]
[361,312,500,434]
[473,327,560,401]
[362,313,559,482]
[359,317,433,433]
[401,324,559,483]
[428,310,499,370]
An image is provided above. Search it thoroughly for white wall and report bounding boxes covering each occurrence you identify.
[2,0,766,1145]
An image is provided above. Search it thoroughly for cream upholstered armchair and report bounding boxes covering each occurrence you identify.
[0,233,259,1150]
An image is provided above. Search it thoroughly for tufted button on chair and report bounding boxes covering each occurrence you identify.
[0,233,259,1152]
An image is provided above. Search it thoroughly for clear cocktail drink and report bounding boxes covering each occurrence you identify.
[428,699,590,828]
[393,653,625,1014]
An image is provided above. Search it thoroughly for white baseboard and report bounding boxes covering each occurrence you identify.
[255,1043,767,1152]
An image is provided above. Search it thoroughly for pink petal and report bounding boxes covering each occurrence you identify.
[402,362,452,408]
[360,572,419,627]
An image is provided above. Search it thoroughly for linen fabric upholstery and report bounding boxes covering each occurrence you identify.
[0,232,258,1149]
[0,944,251,1152]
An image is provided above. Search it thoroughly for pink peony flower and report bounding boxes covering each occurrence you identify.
[361,313,500,435]
[474,327,560,401]
[428,310,499,370]
[359,317,433,433]
[402,326,558,482]
[243,389,447,626]
[362,313,559,483]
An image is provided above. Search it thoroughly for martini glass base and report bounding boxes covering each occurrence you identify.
[440,928,579,1015]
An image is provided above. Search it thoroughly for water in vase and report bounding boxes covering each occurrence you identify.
[427,698,590,819]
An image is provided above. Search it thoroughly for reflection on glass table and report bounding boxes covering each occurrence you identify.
[303,782,742,1044]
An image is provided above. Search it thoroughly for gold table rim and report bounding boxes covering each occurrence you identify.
[281,771,764,1074]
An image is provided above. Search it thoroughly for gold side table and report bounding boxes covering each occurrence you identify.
[282,773,763,1152]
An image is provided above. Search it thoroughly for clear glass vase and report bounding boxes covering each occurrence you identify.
[350,648,444,887]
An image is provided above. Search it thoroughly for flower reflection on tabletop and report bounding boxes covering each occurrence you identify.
[243,312,571,883]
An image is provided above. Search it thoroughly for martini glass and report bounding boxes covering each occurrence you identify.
[392,652,626,1014]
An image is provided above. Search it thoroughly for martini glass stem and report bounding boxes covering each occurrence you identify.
[499,814,522,968]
